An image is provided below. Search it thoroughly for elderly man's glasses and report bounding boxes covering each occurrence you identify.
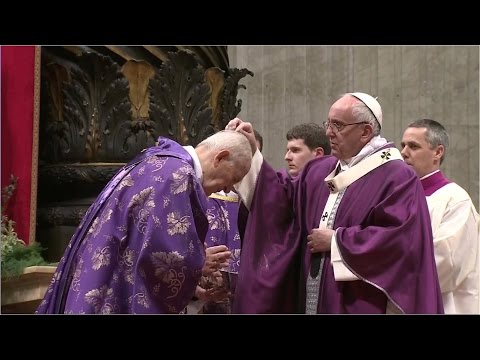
[323,120,369,133]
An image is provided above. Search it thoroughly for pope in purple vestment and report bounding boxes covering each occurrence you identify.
[229,93,443,314]
[36,132,252,314]
[235,147,443,314]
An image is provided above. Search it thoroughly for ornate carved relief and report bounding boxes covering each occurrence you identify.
[149,50,213,146]
[37,46,254,261]
[220,68,254,125]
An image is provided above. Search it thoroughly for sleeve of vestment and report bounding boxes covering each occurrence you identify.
[429,193,479,293]
[235,149,263,210]
[134,160,206,313]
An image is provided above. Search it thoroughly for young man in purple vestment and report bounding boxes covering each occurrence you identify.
[284,123,331,178]
[36,130,253,314]
[401,119,480,314]
[227,92,444,314]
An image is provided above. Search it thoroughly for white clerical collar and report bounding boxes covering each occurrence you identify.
[339,135,388,171]
[420,169,440,180]
[183,146,203,182]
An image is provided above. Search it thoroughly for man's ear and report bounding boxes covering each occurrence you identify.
[361,124,374,142]
[214,149,230,167]
[314,147,324,157]
[434,144,445,164]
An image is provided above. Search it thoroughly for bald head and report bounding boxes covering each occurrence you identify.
[196,130,252,195]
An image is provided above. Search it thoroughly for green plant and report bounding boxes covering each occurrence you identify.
[1,175,48,278]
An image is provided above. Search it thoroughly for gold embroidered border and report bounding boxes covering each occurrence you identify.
[208,193,239,203]
[29,45,41,245]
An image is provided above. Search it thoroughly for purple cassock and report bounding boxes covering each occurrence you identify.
[201,192,242,313]
[36,138,209,314]
[233,143,444,314]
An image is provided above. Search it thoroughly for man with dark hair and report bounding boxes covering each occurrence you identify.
[227,92,443,314]
[285,123,330,177]
[401,119,479,314]
[253,129,263,152]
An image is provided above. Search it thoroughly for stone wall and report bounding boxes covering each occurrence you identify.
[228,46,479,209]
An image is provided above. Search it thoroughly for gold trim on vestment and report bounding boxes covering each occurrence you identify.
[29,45,41,245]
[208,193,239,202]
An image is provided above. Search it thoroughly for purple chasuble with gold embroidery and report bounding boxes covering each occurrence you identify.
[36,138,209,314]
[201,192,241,313]
[204,192,242,273]
[234,144,443,314]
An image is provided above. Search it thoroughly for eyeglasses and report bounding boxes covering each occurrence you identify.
[322,120,369,133]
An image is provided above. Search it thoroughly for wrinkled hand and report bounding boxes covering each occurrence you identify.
[196,271,230,303]
[307,228,334,253]
[195,285,229,303]
[226,117,257,154]
[202,245,231,276]
[225,117,243,130]
[199,270,224,289]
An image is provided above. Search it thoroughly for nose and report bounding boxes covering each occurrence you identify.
[284,151,291,161]
[325,126,335,137]
[400,146,407,159]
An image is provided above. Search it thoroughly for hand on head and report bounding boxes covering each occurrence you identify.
[226,117,243,130]
[226,117,257,154]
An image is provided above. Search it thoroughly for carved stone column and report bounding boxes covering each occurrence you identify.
[37,46,252,262]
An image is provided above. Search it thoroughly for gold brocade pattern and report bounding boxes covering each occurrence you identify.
[84,285,116,313]
[43,151,207,313]
[151,251,186,299]
[166,212,191,235]
[92,246,111,270]
[88,209,113,237]
[220,206,231,230]
[147,156,168,171]
[171,165,194,194]
[116,175,134,192]
[163,196,170,208]
[131,290,150,309]
[128,187,156,234]
[119,247,136,284]
[71,258,84,292]
[206,205,229,232]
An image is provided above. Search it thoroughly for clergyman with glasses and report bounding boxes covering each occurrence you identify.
[226,92,444,314]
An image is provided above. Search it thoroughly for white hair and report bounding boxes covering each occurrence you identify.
[197,130,252,171]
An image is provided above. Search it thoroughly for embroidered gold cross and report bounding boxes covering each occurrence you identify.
[381,150,391,161]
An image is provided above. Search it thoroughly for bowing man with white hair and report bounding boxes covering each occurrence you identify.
[228,92,444,314]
